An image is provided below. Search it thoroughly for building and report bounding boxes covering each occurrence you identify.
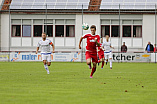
[0,0,157,53]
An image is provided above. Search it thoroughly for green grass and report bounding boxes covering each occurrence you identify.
[0,62,157,104]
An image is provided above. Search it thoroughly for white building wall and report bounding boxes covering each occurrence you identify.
[0,13,157,52]
[1,14,9,51]
[143,15,155,49]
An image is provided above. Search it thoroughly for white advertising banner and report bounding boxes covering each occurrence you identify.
[9,52,81,62]
[112,53,151,62]
[0,53,9,61]
[0,52,154,62]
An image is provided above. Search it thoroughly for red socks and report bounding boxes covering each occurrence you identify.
[90,67,96,76]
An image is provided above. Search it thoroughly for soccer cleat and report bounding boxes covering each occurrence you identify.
[88,65,91,69]
[90,76,93,78]
[110,67,112,69]
[47,71,50,74]
[101,67,103,69]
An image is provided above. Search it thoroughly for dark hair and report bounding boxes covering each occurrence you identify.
[90,25,96,30]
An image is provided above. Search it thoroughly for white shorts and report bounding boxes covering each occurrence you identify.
[104,52,112,59]
[41,54,51,62]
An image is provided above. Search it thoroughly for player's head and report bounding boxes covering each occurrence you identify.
[123,42,125,45]
[90,25,96,35]
[42,32,47,39]
[105,35,109,40]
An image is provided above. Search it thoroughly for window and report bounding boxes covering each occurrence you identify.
[22,25,31,37]
[34,25,42,37]
[12,25,21,37]
[44,25,53,37]
[56,25,64,37]
[123,26,131,37]
[111,26,119,37]
[66,25,75,37]
[101,25,110,37]
[133,26,142,37]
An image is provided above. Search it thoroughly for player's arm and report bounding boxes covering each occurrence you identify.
[95,40,100,46]
[49,41,55,53]
[51,43,55,53]
[79,37,83,49]
[95,36,100,47]
[36,47,39,54]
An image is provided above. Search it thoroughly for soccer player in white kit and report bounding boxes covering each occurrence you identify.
[102,35,114,69]
[36,33,55,74]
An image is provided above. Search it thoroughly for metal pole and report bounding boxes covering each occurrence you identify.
[45,4,47,34]
[118,4,120,63]
[81,4,83,63]
[8,6,11,62]
[155,4,156,64]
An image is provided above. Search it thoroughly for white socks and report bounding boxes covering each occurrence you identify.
[110,59,112,68]
[44,64,49,71]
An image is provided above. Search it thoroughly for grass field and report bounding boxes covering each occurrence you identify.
[0,62,157,104]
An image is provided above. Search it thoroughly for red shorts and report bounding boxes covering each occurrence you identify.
[85,51,98,63]
[98,51,104,59]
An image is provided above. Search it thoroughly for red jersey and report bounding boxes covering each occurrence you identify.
[82,34,100,53]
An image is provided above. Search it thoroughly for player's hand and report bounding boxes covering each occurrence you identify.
[52,51,55,53]
[79,45,81,49]
[35,51,38,54]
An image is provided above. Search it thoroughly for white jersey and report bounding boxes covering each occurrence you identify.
[102,40,111,53]
[37,39,52,54]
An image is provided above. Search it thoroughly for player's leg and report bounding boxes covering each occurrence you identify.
[46,54,51,74]
[109,52,113,69]
[47,54,51,66]
[42,54,50,74]
[86,58,91,69]
[97,53,101,66]
[105,53,108,65]
[90,62,97,78]
[90,54,98,78]
[86,51,92,69]
[101,57,104,69]
[42,54,49,73]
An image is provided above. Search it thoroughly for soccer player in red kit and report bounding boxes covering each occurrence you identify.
[79,25,100,78]
[97,38,105,69]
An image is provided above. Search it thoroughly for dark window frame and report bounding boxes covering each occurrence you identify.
[65,25,75,37]
[122,25,132,37]
[11,25,21,37]
[133,25,142,38]
[44,25,53,37]
[101,25,110,37]
[33,25,43,37]
[111,25,120,37]
[55,25,64,37]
